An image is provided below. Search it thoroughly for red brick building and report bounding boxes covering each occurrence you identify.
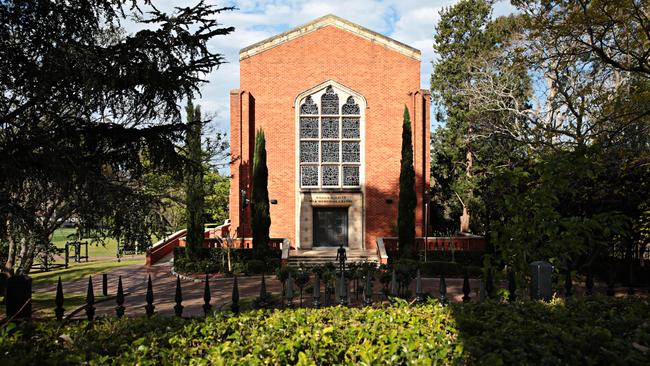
[229,15,430,253]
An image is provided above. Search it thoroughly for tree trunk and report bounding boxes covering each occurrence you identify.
[3,228,17,275]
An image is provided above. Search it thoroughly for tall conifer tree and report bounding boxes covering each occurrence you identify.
[251,129,271,258]
[185,101,205,253]
[398,107,416,259]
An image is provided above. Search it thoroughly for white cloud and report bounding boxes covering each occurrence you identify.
[129,0,517,144]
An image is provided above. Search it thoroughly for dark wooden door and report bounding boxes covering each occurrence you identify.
[313,208,348,247]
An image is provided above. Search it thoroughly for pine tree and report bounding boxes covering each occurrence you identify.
[185,101,205,254]
[398,107,416,259]
[251,129,271,259]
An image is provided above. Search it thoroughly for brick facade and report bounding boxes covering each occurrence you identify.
[229,15,430,250]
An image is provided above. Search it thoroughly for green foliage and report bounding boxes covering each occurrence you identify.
[398,107,416,259]
[251,129,271,259]
[204,170,230,225]
[184,102,205,252]
[0,1,234,273]
[2,298,649,365]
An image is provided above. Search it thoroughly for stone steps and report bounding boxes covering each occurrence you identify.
[287,249,379,268]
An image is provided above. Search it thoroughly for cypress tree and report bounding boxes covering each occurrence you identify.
[398,106,416,259]
[185,101,205,255]
[251,129,271,259]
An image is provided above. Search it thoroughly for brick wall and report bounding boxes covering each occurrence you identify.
[230,25,429,249]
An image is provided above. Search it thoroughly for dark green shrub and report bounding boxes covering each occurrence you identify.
[173,247,281,274]
[2,298,649,365]
[246,259,266,275]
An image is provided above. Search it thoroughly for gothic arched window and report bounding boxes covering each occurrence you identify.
[298,85,362,188]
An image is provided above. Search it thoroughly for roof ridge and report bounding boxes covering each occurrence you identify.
[239,14,421,61]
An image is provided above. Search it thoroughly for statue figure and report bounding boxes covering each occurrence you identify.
[336,244,347,274]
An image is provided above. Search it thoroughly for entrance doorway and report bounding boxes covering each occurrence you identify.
[313,207,348,247]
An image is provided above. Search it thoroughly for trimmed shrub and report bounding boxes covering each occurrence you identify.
[173,247,281,275]
[1,298,649,365]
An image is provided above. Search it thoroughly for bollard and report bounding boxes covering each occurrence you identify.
[508,269,517,302]
[389,269,398,299]
[439,274,447,306]
[586,269,594,296]
[338,271,348,306]
[258,274,268,309]
[415,269,423,304]
[363,271,373,306]
[285,274,294,308]
[313,273,321,308]
[529,261,553,301]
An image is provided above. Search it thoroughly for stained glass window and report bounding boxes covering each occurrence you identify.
[300,141,318,162]
[321,142,339,162]
[300,117,319,138]
[299,85,362,188]
[321,86,339,114]
[343,166,359,186]
[342,96,360,115]
[342,142,360,162]
[301,166,318,186]
[300,96,318,115]
[321,117,339,139]
[322,165,339,186]
[342,117,360,138]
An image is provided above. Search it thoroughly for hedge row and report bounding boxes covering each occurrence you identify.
[1,297,648,365]
[173,247,281,275]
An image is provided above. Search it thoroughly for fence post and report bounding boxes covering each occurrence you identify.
[64,243,69,268]
[389,269,398,300]
[174,276,183,317]
[586,269,594,296]
[203,274,212,316]
[258,273,268,309]
[85,276,95,321]
[116,276,125,318]
[55,276,64,321]
[485,268,494,300]
[606,268,615,296]
[508,269,517,302]
[313,273,321,308]
[415,269,423,304]
[363,270,372,306]
[102,273,108,297]
[145,275,155,316]
[564,269,573,298]
[439,274,447,306]
[285,274,294,308]
[462,271,471,303]
[338,271,348,306]
[231,276,240,313]
[627,266,635,295]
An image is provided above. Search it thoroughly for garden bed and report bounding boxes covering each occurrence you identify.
[1,297,648,365]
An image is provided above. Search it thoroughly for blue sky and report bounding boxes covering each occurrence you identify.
[130,0,517,136]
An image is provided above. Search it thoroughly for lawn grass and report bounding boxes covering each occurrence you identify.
[51,228,120,257]
[30,258,143,284]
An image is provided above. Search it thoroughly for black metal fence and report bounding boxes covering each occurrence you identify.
[2,264,647,323]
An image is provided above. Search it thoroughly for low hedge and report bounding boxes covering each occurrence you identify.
[173,247,281,275]
[2,297,648,365]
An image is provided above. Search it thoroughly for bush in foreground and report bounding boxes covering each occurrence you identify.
[1,297,648,365]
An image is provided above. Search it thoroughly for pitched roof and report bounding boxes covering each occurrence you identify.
[239,14,421,61]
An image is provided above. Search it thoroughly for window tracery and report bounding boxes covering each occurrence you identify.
[299,84,362,188]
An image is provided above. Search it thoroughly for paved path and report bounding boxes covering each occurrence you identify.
[32,263,644,319]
